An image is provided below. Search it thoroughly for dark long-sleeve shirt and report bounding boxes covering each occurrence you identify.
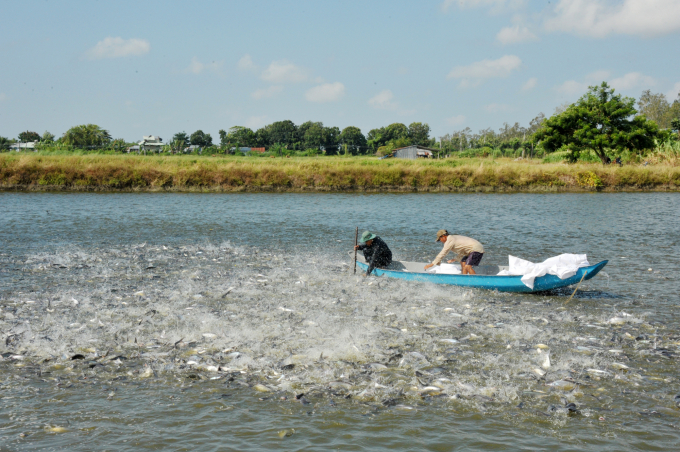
[357,237,392,275]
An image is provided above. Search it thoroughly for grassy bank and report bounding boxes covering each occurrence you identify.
[1,154,679,192]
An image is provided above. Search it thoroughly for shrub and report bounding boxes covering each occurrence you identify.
[576,171,603,189]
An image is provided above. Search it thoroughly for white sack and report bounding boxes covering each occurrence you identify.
[497,254,589,289]
[426,263,462,275]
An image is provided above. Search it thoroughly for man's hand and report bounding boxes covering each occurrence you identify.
[447,259,457,264]
[354,245,360,250]
[424,263,435,270]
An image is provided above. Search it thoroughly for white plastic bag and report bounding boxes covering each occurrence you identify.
[497,254,589,289]
[426,263,462,275]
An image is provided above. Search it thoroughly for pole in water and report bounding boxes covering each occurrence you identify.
[353,227,358,274]
[565,271,588,304]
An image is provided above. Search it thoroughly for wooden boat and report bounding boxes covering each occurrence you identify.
[353,254,608,293]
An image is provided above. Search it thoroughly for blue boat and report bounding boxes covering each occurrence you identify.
[354,255,608,293]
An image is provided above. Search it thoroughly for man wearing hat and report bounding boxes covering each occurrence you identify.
[354,231,393,276]
[424,230,484,275]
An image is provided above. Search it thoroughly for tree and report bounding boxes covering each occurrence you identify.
[302,122,325,149]
[110,138,127,152]
[173,132,189,143]
[339,126,367,154]
[254,127,270,147]
[408,122,431,146]
[18,131,41,142]
[267,120,298,147]
[62,124,112,147]
[219,129,228,147]
[0,136,11,151]
[323,126,340,154]
[384,123,409,142]
[367,127,386,153]
[638,90,676,129]
[528,113,545,135]
[534,82,659,164]
[671,118,680,134]
[190,130,212,147]
[226,126,255,149]
[41,131,55,143]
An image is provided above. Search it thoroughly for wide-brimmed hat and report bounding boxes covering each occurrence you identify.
[361,231,377,242]
[435,229,449,242]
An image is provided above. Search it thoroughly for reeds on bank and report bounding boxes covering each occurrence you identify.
[1,154,679,192]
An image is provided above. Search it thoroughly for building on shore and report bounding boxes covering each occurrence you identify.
[138,135,164,153]
[10,141,37,151]
[392,145,437,159]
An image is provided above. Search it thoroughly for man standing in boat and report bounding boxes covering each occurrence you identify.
[354,231,392,276]
[424,230,484,275]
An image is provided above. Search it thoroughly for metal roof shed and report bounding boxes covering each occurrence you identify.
[392,145,436,159]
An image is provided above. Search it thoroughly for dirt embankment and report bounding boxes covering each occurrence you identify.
[1,154,679,193]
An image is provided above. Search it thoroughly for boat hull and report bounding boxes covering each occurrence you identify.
[355,260,608,293]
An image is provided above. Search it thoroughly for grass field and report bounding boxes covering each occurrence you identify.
[1,153,679,192]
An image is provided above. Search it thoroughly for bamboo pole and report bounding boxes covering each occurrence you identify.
[353,227,358,274]
[565,271,588,304]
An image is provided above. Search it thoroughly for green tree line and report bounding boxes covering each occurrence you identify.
[3,83,678,160]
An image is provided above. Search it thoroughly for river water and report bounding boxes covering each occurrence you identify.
[1,192,679,451]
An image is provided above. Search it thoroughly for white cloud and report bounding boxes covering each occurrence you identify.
[238,54,257,71]
[368,90,398,110]
[185,57,223,75]
[496,26,538,44]
[666,82,680,101]
[556,70,654,96]
[446,115,466,126]
[441,0,525,12]
[556,80,589,96]
[260,60,308,83]
[521,77,538,91]
[86,37,150,60]
[245,116,268,130]
[251,85,283,100]
[609,72,656,91]
[586,70,612,81]
[305,82,345,103]
[447,55,521,87]
[187,57,204,75]
[484,103,511,113]
[544,0,680,38]
[557,70,610,95]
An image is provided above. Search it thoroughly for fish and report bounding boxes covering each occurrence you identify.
[328,381,352,390]
[420,386,442,394]
[541,352,551,370]
[548,380,577,390]
[278,429,295,438]
[366,362,388,371]
[394,405,415,411]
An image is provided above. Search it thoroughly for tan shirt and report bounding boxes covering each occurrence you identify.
[432,235,484,265]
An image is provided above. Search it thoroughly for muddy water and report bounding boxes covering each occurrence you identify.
[1,192,679,451]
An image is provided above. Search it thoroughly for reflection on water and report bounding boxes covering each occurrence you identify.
[1,192,679,450]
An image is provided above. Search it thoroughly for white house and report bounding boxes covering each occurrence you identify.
[10,141,37,151]
[138,135,164,152]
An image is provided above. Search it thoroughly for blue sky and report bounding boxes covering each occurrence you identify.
[1,0,679,142]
